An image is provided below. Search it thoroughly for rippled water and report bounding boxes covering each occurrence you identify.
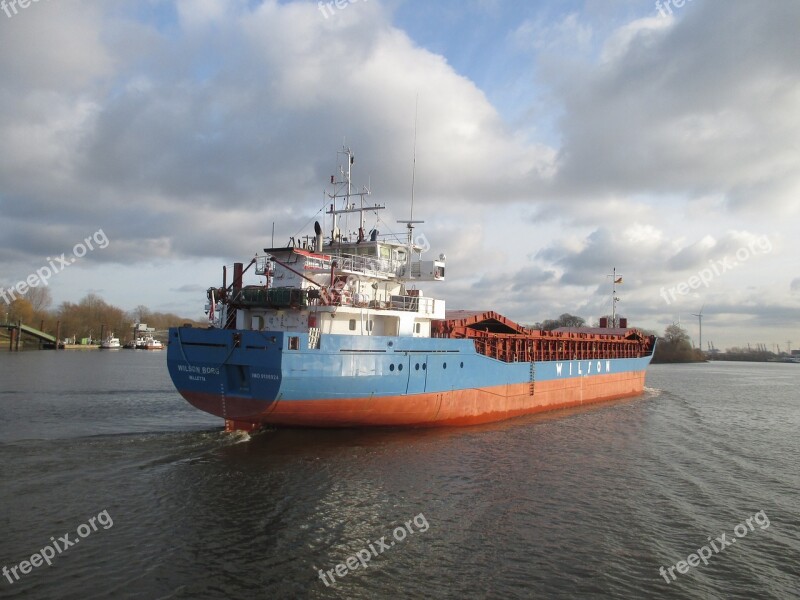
[1,352,798,599]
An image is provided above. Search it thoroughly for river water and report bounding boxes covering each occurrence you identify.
[0,351,798,599]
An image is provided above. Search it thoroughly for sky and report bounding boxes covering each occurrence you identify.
[0,0,798,351]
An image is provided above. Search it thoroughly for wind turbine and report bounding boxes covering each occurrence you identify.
[691,305,704,351]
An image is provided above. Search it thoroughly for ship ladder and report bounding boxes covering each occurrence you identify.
[529,361,536,396]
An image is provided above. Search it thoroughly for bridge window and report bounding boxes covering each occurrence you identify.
[288,336,299,350]
[349,319,356,331]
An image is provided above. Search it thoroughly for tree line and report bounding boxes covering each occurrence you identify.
[529,313,705,363]
[1,288,205,343]
[0,296,735,363]
[529,313,587,331]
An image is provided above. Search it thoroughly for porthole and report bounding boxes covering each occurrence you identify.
[398,364,403,371]
[422,363,426,370]
[390,364,395,372]
[460,361,464,368]
[415,363,420,371]
[443,363,447,369]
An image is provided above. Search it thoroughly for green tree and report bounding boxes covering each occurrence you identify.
[130,304,151,323]
[533,313,587,331]
[653,323,704,363]
[56,294,128,342]
[6,298,35,324]
[26,286,52,313]
[664,323,691,345]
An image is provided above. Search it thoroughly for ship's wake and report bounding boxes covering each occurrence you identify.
[222,430,252,445]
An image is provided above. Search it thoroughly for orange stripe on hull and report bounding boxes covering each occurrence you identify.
[182,371,648,428]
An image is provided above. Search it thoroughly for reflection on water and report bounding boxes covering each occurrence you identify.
[1,354,798,599]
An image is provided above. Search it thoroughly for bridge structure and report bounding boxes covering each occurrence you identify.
[2,321,59,351]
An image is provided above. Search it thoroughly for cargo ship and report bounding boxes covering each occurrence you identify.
[167,147,656,431]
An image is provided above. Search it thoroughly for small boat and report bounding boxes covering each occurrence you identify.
[132,323,158,349]
[100,334,121,349]
[142,336,163,350]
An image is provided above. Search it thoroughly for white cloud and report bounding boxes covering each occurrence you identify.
[0,0,797,349]
[546,1,800,215]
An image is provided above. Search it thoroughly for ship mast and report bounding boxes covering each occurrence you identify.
[326,146,383,244]
[609,267,621,328]
[397,101,423,281]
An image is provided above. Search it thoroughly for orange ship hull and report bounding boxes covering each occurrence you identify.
[181,369,648,430]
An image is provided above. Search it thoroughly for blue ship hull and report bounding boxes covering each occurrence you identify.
[167,327,654,428]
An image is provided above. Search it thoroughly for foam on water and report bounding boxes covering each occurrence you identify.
[1,354,797,599]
